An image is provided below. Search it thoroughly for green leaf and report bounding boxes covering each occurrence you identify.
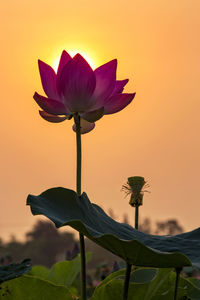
[92,268,159,300]
[27,187,197,268]
[116,268,172,300]
[179,276,200,300]
[153,271,200,300]
[92,267,200,300]
[92,268,172,300]
[93,269,126,292]
[138,268,172,300]
[92,279,124,300]
[0,259,31,284]
[118,268,158,284]
[151,287,186,300]
[27,253,92,288]
[28,265,49,280]
[92,268,191,300]
[0,275,74,300]
[188,277,200,288]
[47,253,92,287]
[68,285,79,296]
[92,267,158,298]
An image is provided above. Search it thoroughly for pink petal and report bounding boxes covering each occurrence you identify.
[39,111,68,123]
[58,54,96,112]
[56,51,72,80]
[72,119,95,134]
[80,107,104,122]
[112,79,129,95]
[38,60,59,100]
[104,93,136,115]
[92,59,117,108]
[33,92,68,115]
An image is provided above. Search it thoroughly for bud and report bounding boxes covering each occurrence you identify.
[122,176,149,207]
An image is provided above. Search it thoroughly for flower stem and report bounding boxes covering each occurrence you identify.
[174,267,182,300]
[135,205,139,230]
[75,114,82,196]
[122,203,138,299]
[79,232,86,300]
[123,204,139,300]
[123,263,132,300]
[74,114,87,300]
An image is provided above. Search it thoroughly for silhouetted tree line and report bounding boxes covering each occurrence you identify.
[0,215,184,269]
[139,218,184,235]
[120,211,184,235]
[0,221,75,267]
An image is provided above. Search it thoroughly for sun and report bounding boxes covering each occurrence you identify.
[52,49,97,72]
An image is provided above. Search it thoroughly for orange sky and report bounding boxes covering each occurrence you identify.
[1,0,200,241]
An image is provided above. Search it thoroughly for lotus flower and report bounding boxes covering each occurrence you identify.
[34,50,135,134]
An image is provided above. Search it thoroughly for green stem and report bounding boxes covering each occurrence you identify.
[75,114,82,196]
[123,263,132,300]
[135,205,139,230]
[174,268,182,300]
[123,204,138,300]
[74,114,87,300]
[79,233,86,300]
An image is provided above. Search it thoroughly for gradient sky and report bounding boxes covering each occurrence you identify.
[1,0,200,241]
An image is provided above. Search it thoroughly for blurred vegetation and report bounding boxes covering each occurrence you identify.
[138,217,184,235]
[0,221,75,267]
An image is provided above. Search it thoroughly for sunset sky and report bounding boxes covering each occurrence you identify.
[1,0,200,241]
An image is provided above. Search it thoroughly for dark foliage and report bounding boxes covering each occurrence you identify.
[0,220,76,267]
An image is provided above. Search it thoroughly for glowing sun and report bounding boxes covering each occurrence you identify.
[52,49,97,72]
